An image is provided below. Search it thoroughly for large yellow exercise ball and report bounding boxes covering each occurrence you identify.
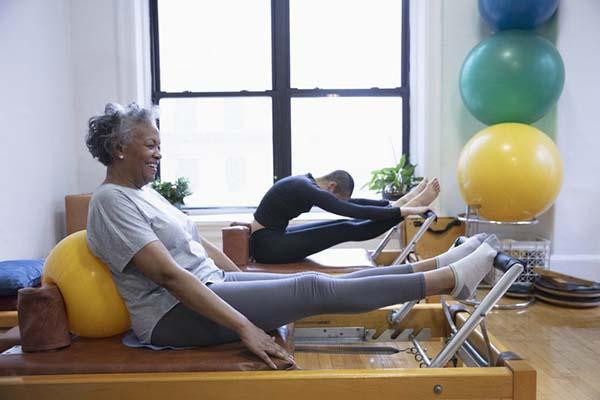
[42,230,130,338]
[457,123,563,222]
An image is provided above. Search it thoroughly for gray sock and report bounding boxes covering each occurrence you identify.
[435,233,488,268]
[449,236,500,300]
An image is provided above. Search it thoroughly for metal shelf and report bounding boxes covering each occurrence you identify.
[456,213,538,226]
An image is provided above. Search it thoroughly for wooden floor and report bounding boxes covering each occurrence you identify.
[296,293,600,400]
[483,295,600,400]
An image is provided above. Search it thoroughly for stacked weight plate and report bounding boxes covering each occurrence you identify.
[533,272,600,308]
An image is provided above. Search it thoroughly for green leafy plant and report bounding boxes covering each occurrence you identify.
[151,177,192,207]
[363,154,423,199]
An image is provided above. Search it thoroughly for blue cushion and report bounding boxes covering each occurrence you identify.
[0,259,45,296]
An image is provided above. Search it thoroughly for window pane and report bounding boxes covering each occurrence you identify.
[291,97,403,200]
[158,98,273,207]
[290,0,403,89]
[158,0,271,92]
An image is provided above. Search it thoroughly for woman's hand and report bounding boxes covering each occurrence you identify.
[400,206,432,218]
[238,322,295,369]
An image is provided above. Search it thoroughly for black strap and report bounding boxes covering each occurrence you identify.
[412,218,462,235]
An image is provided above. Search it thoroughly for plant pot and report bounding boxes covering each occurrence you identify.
[382,186,406,201]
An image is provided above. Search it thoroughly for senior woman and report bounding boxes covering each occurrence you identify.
[85,103,498,369]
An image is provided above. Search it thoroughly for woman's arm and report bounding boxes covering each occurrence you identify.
[132,241,292,368]
[309,186,402,220]
[306,182,432,220]
[201,237,241,272]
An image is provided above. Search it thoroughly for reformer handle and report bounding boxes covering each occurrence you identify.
[453,236,467,246]
[453,236,524,272]
[492,251,523,273]
[422,210,437,221]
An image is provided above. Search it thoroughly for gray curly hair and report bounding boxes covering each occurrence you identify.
[86,103,157,166]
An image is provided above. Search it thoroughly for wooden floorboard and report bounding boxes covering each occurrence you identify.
[480,293,600,400]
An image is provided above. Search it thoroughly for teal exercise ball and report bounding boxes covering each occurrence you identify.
[460,30,565,125]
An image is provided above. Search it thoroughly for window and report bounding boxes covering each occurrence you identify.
[150,0,410,208]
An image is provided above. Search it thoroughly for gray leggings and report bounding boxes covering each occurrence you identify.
[151,264,424,347]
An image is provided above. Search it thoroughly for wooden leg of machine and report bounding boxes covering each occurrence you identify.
[505,360,537,400]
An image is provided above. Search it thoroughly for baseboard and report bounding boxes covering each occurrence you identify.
[549,254,600,281]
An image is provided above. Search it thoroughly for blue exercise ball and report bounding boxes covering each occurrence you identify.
[460,30,565,125]
[479,0,559,30]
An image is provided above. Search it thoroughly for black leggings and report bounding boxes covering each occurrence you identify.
[250,217,403,264]
[151,264,424,347]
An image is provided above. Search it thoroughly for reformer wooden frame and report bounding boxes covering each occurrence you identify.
[1,220,533,399]
[0,311,16,329]
[0,304,535,400]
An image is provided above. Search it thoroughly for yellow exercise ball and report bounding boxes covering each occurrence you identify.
[457,123,563,222]
[43,230,130,338]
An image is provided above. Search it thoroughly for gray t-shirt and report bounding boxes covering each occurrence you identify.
[86,183,225,343]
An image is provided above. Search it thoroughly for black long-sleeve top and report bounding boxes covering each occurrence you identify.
[253,173,402,230]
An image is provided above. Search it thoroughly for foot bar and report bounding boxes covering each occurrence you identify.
[370,226,399,262]
[441,302,490,367]
[385,212,440,325]
[428,258,524,368]
[388,300,419,326]
[392,211,438,265]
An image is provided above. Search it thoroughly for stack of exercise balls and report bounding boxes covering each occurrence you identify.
[457,0,564,222]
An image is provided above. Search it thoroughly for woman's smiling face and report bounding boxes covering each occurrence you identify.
[119,121,161,188]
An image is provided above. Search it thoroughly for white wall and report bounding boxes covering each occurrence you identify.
[69,0,121,193]
[412,0,600,280]
[70,0,151,194]
[0,0,150,259]
[0,0,78,259]
[552,0,600,279]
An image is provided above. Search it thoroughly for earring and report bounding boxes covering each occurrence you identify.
[118,155,124,160]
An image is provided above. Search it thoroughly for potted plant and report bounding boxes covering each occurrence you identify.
[363,155,423,201]
[151,177,193,209]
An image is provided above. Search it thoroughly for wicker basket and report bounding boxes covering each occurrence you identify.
[484,237,550,286]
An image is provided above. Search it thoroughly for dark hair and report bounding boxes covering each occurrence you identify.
[323,170,354,197]
[86,102,157,166]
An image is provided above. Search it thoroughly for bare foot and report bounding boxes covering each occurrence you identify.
[404,178,440,207]
[393,178,428,207]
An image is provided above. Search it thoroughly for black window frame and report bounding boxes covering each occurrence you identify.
[149,0,410,201]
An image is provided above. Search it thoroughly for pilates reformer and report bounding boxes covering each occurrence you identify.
[296,249,524,365]
[222,211,442,274]
[0,242,535,400]
[369,210,438,265]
